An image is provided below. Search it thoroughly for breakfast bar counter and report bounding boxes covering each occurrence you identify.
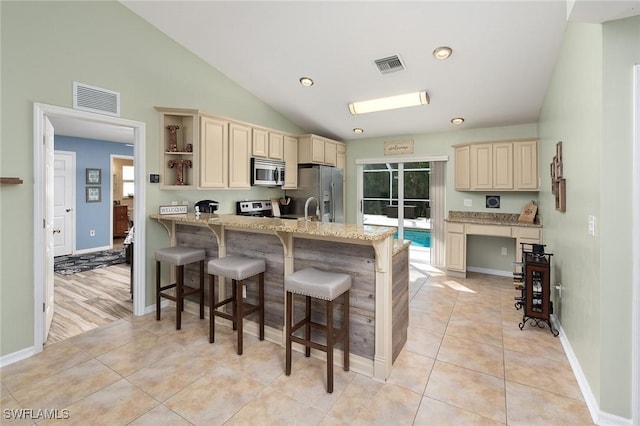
[151,213,409,380]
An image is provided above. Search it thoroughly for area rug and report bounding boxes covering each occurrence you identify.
[54,248,126,275]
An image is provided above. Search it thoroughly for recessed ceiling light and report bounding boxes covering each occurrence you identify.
[299,77,314,87]
[451,117,465,125]
[433,46,453,60]
[348,91,429,115]
[353,128,364,134]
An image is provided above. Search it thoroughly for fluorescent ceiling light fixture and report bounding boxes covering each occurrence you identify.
[299,77,314,87]
[348,91,429,115]
[450,117,464,125]
[433,46,453,60]
[353,128,364,134]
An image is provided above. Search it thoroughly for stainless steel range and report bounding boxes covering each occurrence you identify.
[236,200,273,217]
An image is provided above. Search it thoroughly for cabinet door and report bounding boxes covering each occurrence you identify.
[252,128,268,158]
[324,141,337,166]
[454,146,470,190]
[200,116,228,188]
[514,140,539,190]
[229,122,251,188]
[492,142,513,189]
[470,144,492,189]
[283,136,298,189]
[446,231,466,271]
[336,143,346,170]
[311,137,325,163]
[268,132,284,160]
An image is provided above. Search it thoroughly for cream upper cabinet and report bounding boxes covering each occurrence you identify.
[336,143,346,170]
[455,139,538,191]
[470,144,493,190]
[298,134,343,166]
[252,127,268,158]
[199,115,228,188]
[454,146,470,190]
[268,132,284,160]
[514,140,539,190]
[283,135,298,189]
[492,142,513,189]
[228,122,251,188]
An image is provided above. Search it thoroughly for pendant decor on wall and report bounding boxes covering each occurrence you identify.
[550,141,566,212]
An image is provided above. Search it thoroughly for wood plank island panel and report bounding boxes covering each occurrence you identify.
[392,245,409,362]
[293,237,376,359]
[175,224,219,305]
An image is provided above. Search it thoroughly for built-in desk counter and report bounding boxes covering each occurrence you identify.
[445,211,543,277]
[150,213,408,380]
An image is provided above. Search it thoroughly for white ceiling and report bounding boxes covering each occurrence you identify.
[54,1,639,143]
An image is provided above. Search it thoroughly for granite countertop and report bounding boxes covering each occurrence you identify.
[393,239,412,255]
[445,211,542,228]
[150,213,397,242]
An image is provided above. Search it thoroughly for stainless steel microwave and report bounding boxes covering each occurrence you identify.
[251,158,285,187]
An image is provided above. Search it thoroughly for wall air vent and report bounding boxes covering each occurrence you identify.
[73,82,120,116]
[374,55,405,75]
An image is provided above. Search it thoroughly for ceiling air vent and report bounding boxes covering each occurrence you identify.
[374,55,405,75]
[73,82,120,117]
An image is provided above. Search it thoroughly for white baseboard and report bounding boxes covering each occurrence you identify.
[74,245,112,255]
[553,317,632,426]
[467,266,512,277]
[0,345,37,368]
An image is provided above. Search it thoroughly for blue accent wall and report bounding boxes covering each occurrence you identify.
[54,136,133,251]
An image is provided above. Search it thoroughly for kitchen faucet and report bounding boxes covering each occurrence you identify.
[304,197,320,222]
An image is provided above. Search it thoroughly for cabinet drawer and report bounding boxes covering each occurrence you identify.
[446,222,465,233]
[514,227,541,239]
[465,224,511,237]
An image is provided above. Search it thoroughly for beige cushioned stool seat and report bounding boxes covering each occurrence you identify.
[285,267,351,301]
[155,246,206,265]
[207,256,266,280]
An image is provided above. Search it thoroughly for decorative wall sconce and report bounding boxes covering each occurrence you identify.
[550,142,566,212]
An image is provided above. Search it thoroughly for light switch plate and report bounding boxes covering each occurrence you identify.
[588,215,596,236]
[464,199,472,207]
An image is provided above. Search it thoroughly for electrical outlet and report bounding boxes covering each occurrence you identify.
[501,247,507,256]
[555,283,562,298]
[464,199,472,207]
[588,215,596,236]
[89,229,95,236]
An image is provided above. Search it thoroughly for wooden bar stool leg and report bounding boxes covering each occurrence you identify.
[231,281,238,331]
[176,265,183,330]
[236,279,244,355]
[156,260,161,321]
[344,290,350,371]
[305,296,311,357]
[327,299,334,393]
[199,260,205,319]
[259,272,265,341]
[285,291,293,375]
[209,275,215,343]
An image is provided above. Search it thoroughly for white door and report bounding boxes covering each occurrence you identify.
[53,151,74,257]
[45,117,55,341]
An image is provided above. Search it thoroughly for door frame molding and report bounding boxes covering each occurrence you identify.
[632,64,639,426]
[33,103,146,353]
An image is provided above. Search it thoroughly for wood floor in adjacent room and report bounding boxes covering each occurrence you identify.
[46,263,132,345]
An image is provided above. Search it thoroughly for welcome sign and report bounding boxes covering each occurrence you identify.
[384,139,414,155]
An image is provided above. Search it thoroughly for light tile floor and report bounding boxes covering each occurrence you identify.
[0,271,594,425]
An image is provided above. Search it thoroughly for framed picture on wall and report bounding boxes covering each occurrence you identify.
[86,186,101,203]
[86,168,101,184]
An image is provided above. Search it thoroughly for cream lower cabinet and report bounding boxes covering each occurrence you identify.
[228,122,251,188]
[446,223,466,272]
[283,135,298,189]
[200,115,228,188]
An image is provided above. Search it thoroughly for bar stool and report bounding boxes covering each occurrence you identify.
[208,256,265,355]
[155,246,206,330]
[285,267,351,393]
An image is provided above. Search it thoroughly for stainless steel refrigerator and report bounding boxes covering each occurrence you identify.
[286,165,344,223]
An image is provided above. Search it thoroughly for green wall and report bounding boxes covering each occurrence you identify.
[0,1,303,356]
[538,17,639,419]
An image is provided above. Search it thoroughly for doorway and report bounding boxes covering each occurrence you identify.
[355,155,447,268]
[53,151,76,257]
[33,103,146,353]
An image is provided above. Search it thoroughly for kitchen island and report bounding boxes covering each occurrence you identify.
[151,213,410,380]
